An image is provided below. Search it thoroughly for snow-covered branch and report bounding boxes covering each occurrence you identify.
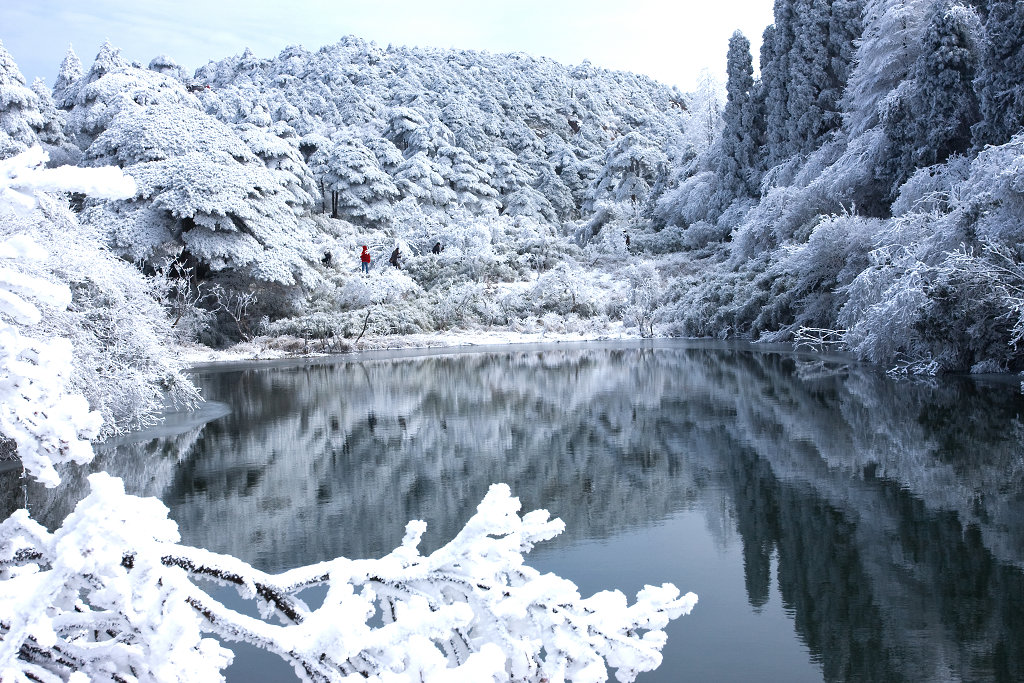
[1,474,696,682]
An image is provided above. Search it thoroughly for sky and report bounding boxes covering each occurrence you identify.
[1,0,776,94]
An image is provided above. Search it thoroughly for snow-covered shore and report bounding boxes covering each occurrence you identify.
[176,323,639,365]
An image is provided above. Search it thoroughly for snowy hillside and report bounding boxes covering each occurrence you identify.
[1,0,1023,435]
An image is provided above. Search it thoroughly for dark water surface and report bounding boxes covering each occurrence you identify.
[10,341,1024,681]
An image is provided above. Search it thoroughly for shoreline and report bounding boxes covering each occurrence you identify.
[175,324,639,366]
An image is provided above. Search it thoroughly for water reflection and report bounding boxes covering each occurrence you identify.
[4,342,1024,682]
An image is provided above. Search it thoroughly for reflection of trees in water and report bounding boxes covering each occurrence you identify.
[0,426,206,525]
[12,343,1024,681]
[161,349,713,568]
[701,351,1024,682]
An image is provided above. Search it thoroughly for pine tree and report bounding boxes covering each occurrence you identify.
[972,0,1024,148]
[912,1,982,166]
[323,133,400,224]
[0,40,42,158]
[764,0,796,166]
[52,45,83,109]
[881,1,981,198]
[30,80,61,145]
[717,31,761,201]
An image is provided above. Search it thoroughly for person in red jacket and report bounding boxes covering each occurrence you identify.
[359,245,371,274]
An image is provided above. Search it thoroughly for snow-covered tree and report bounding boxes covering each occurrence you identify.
[147,53,188,82]
[63,41,195,149]
[971,0,1024,148]
[0,40,42,158]
[1,146,200,439]
[436,144,500,214]
[0,228,99,486]
[52,45,83,109]
[321,132,400,224]
[911,2,981,166]
[843,0,932,138]
[685,69,726,162]
[717,31,763,202]
[764,0,796,166]
[394,151,456,208]
[30,79,81,167]
[881,1,981,196]
[0,146,137,484]
[84,104,320,288]
[587,132,667,210]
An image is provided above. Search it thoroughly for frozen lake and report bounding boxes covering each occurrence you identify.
[15,340,1024,681]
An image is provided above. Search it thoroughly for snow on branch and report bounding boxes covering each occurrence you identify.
[0,474,697,682]
[0,230,100,487]
[793,326,848,352]
[0,146,136,217]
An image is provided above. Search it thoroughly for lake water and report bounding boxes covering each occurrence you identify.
[9,340,1024,682]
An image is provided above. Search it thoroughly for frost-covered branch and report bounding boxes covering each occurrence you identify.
[794,326,848,352]
[0,474,696,682]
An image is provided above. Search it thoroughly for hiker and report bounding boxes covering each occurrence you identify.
[432,241,442,255]
[359,245,371,273]
[322,251,332,267]
[389,246,401,268]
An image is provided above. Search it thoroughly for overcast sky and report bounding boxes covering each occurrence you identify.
[2,0,775,93]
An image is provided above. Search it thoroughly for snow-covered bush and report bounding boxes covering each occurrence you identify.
[532,262,601,317]
[752,214,883,339]
[623,262,663,337]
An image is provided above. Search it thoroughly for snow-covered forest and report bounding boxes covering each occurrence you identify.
[2,0,1024,677]
[4,0,1024,390]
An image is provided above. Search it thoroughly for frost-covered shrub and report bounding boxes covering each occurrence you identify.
[532,263,602,317]
[658,262,765,339]
[753,215,883,338]
[432,281,487,328]
[890,155,972,216]
[681,221,732,251]
[403,252,477,290]
[632,224,688,254]
[337,268,422,308]
[730,185,835,263]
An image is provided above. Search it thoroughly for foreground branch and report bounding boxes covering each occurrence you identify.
[0,473,696,682]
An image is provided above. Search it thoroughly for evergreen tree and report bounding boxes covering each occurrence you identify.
[323,132,400,224]
[147,54,188,83]
[0,41,42,158]
[972,0,1024,148]
[786,0,832,155]
[52,45,83,109]
[586,131,667,210]
[764,0,796,166]
[787,0,864,156]
[30,80,66,147]
[717,31,761,200]
[911,1,981,167]
[843,0,933,137]
[881,0,981,192]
